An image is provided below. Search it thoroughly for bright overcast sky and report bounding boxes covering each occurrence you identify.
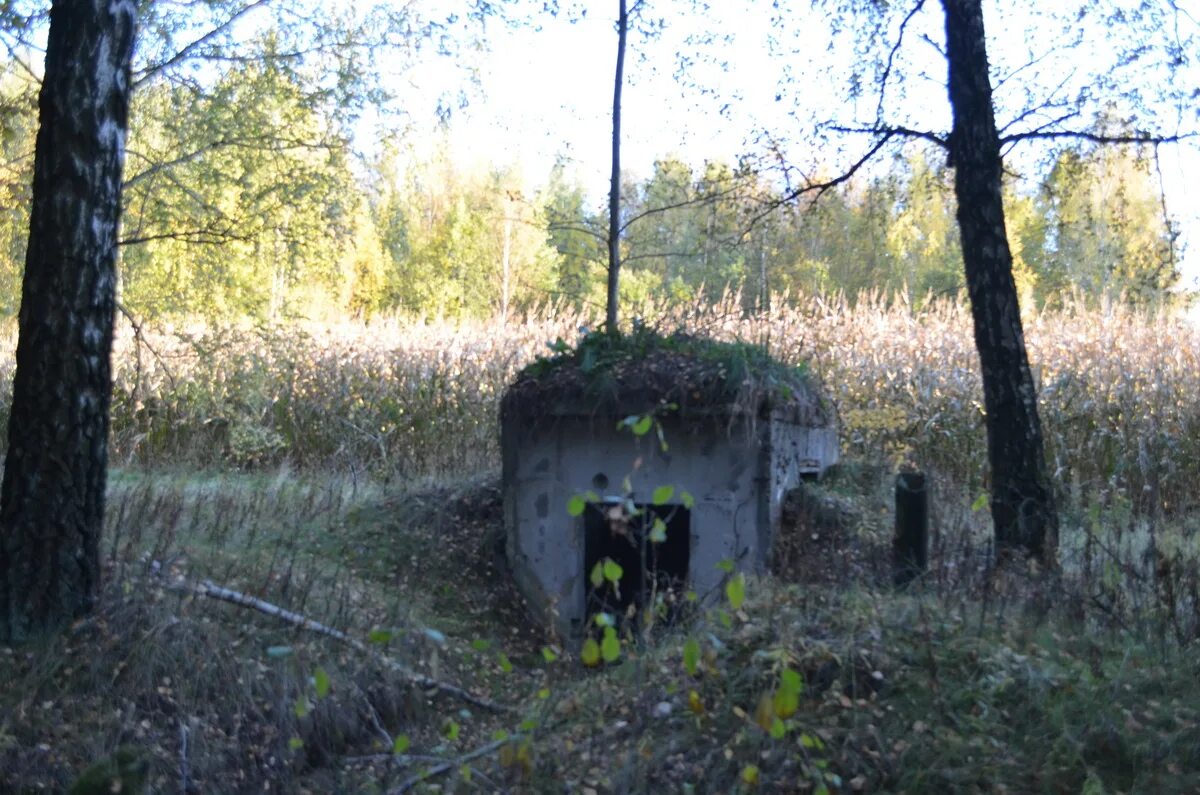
[390,0,1200,291]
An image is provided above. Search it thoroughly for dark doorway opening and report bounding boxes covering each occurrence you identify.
[583,501,690,628]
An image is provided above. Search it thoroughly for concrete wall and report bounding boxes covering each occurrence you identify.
[503,412,838,637]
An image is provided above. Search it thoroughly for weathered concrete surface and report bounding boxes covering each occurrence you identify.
[502,410,839,638]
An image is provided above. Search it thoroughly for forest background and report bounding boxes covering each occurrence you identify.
[0,0,1190,326]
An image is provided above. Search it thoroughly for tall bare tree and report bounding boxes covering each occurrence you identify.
[0,0,137,643]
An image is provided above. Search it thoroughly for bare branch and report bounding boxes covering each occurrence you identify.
[133,0,275,89]
[1000,129,1200,147]
[829,124,949,149]
[874,0,928,124]
[177,578,514,713]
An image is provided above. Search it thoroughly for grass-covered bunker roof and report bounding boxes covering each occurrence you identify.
[502,327,833,425]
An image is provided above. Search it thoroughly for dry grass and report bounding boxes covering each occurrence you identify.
[1,293,1198,792]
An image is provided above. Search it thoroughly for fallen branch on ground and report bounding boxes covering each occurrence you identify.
[388,736,516,794]
[174,578,513,713]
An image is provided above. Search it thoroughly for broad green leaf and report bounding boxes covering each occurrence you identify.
[293,696,310,718]
[632,415,653,436]
[367,629,393,644]
[567,495,587,516]
[780,668,803,696]
[443,719,460,741]
[313,667,330,699]
[770,717,787,739]
[492,729,510,741]
[601,627,621,662]
[680,490,695,509]
[649,518,667,543]
[652,485,675,505]
[541,646,559,663]
[971,492,988,512]
[537,688,551,699]
[497,652,513,673]
[581,638,601,667]
[393,734,410,754]
[602,558,624,583]
[683,637,701,675]
[471,638,491,652]
[590,561,605,588]
[593,611,615,627]
[715,558,735,573]
[742,764,760,785]
[726,572,746,610]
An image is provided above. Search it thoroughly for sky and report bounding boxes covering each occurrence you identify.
[390,0,1200,291]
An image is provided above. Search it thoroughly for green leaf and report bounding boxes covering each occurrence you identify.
[288,737,304,750]
[632,415,654,436]
[602,558,624,583]
[971,492,989,512]
[800,732,824,750]
[652,485,675,505]
[726,572,746,610]
[537,687,551,699]
[493,729,510,741]
[266,645,293,658]
[293,696,310,718]
[497,652,513,674]
[715,558,735,573]
[741,764,760,785]
[780,668,803,696]
[683,637,701,675]
[313,667,330,699]
[367,629,393,645]
[443,719,460,741]
[649,518,667,543]
[769,717,787,739]
[393,734,410,754]
[601,627,621,662]
[680,490,695,509]
[581,637,601,667]
[590,561,605,588]
[471,638,491,652]
[542,646,559,663]
[567,495,587,517]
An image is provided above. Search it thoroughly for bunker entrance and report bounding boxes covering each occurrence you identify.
[583,501,691,627]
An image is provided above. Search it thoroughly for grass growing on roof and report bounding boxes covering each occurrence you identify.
[508,321,825,420]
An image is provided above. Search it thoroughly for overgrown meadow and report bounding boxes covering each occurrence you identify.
[2,295,1199,793]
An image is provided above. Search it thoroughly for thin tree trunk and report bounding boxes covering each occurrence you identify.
[0,0,137,643]
[606,0,628,331]
[941,0,1057,563]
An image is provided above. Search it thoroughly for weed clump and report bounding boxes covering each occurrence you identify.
[505,323,831,423]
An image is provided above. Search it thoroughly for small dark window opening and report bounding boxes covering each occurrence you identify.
[583,501,690,628]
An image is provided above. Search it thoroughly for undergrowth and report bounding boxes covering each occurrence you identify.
[1,294,1198,792]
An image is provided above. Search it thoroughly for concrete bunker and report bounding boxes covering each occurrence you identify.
[500,331,839,638]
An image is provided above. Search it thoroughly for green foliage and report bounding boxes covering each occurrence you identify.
[68,748,149,795]
[518,323,811,413]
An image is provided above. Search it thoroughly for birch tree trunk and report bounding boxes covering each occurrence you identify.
[941,0,1057,563]
[0,0,137,643]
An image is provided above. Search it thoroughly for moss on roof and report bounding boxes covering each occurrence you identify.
[502,325,832,424]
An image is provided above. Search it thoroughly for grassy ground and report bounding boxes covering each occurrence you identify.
[2,460,1198,794]
[1,299,1199,792]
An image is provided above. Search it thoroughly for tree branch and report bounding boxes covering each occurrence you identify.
[133,0,275,89]
[177,578,514,713]
[1000,129,1199,146]
[874,0,928,124]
